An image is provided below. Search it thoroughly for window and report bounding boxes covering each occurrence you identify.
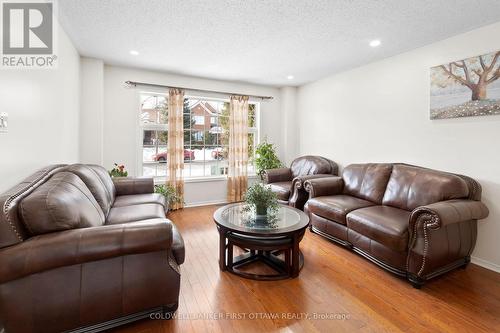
[193,115,204,125]
[140,95,168,178]
[139,93,259,179]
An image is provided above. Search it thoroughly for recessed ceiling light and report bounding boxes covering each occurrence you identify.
[129,50,139,56]
[286,75,294,80]
[369,40,381,47]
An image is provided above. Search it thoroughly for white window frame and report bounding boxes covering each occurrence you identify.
[193,115,205,125]
[137,92,261,182]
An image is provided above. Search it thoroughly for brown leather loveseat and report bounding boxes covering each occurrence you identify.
[304,163,489,288]
[263,155,338,210]
[0,164,184,333]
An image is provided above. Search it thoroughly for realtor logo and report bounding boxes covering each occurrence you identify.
[1,0,57,68]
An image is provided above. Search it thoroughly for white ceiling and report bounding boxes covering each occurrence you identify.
[58,0,500,86]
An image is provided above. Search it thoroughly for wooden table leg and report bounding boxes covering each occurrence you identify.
[285,249,291,274]
[218,226,227,271]
[291,234,300,278]
[227,240,233,269]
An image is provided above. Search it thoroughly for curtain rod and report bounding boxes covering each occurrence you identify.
[125,81,274,100]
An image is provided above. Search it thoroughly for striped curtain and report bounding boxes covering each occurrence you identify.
[167,89,185,210]
[227,95,249,202]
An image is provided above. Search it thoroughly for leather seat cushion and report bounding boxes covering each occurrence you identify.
[20,172,105,235]
[269,181,292,201]
[113,193,166,208]
[346,206,410,252]
[307,195,375,225]
[106,204,166,225]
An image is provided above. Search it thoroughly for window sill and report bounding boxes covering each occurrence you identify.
[185,176,227,183]
[153,174,258,185]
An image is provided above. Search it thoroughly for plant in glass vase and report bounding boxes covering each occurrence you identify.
[243,183,279,218]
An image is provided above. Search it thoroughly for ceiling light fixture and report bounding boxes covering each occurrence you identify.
[286,75,294,80]
[129,50,139,56]
[369,40,381,47]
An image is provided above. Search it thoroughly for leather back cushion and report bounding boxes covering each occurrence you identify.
[20,172,105,235]
[290,156,336,178]
[64,164,116,216]
[382,164,469,211]
[342,163,393,204]
[0,165,67,248]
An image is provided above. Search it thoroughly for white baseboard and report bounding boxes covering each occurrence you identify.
[185,199,228,208]
[471,256,500,273]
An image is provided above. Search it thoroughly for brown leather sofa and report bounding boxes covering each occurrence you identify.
[263,155,338,210]
[304,163,489,288]
[0,164,184,333]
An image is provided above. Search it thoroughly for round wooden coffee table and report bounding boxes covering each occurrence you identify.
[213,203,309,280]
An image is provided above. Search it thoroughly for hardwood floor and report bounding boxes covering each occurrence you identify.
[113,205,500,333]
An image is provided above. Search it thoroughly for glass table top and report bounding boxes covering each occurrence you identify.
[214,203,309,235]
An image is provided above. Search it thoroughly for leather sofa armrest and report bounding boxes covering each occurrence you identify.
[407,199,488,279]
[113,177,154,195]
[289,174,340,209]
[304,177,344,198]
[292,174,339,190]
[0,220,173,284]
[263,168,292,184]
[409,199,489,231]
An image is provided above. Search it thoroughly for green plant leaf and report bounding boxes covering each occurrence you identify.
[254,139,283,177]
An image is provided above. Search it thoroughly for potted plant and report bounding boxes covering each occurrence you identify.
[108,163,128,178]
[243,183,279,219]
[154,184,183,212]
[254,140,283,180]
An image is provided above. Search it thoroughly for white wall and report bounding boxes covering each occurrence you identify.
[280,86,298,165]
[297,22,500,271]
[83,64,282,206]
[80,58,104,165]
[0,24,80,193]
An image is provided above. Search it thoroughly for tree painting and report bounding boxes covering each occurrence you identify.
[430,50,500,120]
